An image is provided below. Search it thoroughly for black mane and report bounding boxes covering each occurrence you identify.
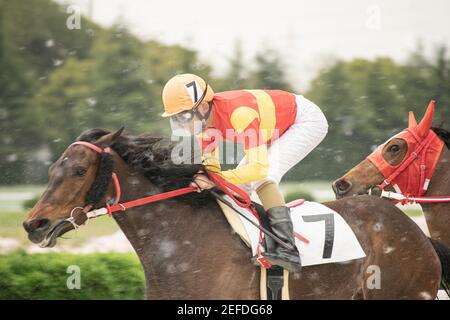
[432,127,450,149]
[76,128,213,206]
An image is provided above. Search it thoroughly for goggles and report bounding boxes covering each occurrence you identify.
[169,102,213,136]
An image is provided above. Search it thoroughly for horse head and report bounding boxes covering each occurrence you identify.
[22,128,124,248]
[333,100,445,200]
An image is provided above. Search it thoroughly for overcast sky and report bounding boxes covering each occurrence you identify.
[59,0,450,90]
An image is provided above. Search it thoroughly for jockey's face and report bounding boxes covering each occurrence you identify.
[186,114,204,135]
[170,103,210,136]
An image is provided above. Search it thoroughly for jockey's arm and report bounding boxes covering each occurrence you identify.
[201,138,285,212]
[218,144,269,185]
[202,147,222,173]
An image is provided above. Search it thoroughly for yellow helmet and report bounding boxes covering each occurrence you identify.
[161,74,214,117]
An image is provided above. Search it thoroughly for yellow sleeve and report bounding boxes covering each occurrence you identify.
[202,147,221,173]
[219,144,269,185]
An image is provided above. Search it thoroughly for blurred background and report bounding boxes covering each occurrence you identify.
[0,0,449,299]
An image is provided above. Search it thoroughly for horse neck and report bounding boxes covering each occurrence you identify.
[422,145,450,246]
[107,152,161,252]
[108,152,256,299]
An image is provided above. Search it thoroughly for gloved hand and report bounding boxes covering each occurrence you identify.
[190,170,216,192]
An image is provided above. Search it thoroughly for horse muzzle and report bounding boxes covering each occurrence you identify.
[23,218,73,248]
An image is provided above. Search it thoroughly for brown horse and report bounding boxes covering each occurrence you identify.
[23,128,443,299]
[333,102,450,248]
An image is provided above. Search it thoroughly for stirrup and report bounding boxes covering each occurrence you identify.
[263,254,302,273]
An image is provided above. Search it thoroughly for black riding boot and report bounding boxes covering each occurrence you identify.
[263,206,302,273]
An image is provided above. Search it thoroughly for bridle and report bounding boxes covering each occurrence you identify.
[71,141,122,212]
[62,139,275,267]
[63,141,122,229]
[41,137,314,269]
[63,140,253,225]
[367,128,450,204]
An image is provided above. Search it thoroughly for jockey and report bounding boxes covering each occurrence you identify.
[161,74,328,272]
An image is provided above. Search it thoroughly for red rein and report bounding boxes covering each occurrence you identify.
[69,141,255,216]
[69,140,273,267]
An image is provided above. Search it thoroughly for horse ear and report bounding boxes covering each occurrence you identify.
[95,127,125,148]
[417,100,435,137]
[408,111,418,128]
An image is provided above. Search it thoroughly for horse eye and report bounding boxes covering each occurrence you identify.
[74,167,87,177]
[389,145,400,154]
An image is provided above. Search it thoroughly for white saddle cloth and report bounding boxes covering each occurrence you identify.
[217,196,366,267]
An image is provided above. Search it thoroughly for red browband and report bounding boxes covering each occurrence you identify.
[70,141,122,214]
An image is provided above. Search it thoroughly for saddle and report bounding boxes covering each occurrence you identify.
[215,196,366,300]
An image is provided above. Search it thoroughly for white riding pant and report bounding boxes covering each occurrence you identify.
[237,95,328,194]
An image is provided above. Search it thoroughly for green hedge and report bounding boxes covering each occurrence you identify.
[0,251,145,300]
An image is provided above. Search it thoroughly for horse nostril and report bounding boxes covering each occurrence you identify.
[333,179,352,195]
[23,218,50,233]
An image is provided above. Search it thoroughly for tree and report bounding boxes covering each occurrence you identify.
[214,39,252,91]
[0,0,97,184]
[295,48,450,182]
[32,24,217,172]
[79,26,156,134]
[32,58,94,158]
[248,48,293,91]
